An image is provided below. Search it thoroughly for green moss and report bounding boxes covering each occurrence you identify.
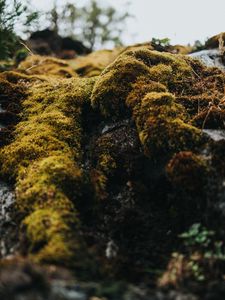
[91,49,225,161]
[16,155,83,213]
[22,208,88,267]
[0,75,97,266]
[91,49,194,118]
[90,169,108,201]
[126,76,167,110]
[131,91,202,159]
[91,49,152,117]
[1,70,48,84]
[90,134,118,200]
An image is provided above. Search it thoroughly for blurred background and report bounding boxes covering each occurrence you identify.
[24,0,225,47]
[1,0,225,60]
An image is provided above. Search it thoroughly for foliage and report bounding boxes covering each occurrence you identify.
[192,40,205,52]
[151,37,171,48]
[179,223,214,249]
[0,0,38,59]
[47,0,130,50]
[179,223,225,260]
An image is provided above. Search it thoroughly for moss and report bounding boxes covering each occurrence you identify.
[91,49,153,117]
[91,49,193,118]
[89,134,117,200]
[205,32,225,49]
[18,55,78,78]
[166,151,208,192]
[91,48,225,161]
[0,76,97,266]
[16,155,83,213]
[126,76,167,110]
[131,91,202,159]
[0,73,26,102]
[69,49,121,77]
[22,208,88,267]
[1,70,47,84]
[159,247,225,288]
[90,169,108,201]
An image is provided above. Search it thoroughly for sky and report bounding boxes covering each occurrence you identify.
[29,0,225,46]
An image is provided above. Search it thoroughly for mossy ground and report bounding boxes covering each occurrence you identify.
[0,48,225,292]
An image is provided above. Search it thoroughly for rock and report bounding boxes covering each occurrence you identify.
[27,29,91,58]
[189,49,225,70]
[205,32,225,49]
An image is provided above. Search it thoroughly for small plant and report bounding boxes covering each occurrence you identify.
[192,40,205,52]
[179,223,214,250]
[46,0,131,51]
[0,0,38,60]
[151,37,170,48]
[179,223,225,281]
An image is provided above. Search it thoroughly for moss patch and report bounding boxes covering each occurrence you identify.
[0,75,97,267]
[91,49,225,161]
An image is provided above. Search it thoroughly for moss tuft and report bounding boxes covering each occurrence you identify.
[91,49,225,161]
[0,76,97,266]
[22,208,88,267]
[166,151,208,192]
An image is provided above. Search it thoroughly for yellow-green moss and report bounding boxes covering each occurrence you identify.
[91,49,194,118]
[91,49,225,160]
[68,49,121,77]
[18,55,78,78]
[91,49,154,117]
[0,75,97,265]
[16,155,83,213]
[205,32,225,49]
[90,169,108,201]
[22,208,89,267]
[0,73,26,102]
[90,134,118,200]
[133,92,201,158]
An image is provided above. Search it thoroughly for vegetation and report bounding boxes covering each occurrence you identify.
[1,11,225,297]
[47,0,130,50]
[0,0,37,59]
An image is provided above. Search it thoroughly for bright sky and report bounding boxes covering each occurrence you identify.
[30,0,225,46]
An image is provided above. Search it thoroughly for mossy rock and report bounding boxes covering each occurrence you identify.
[205,32,225,49]
[91,48,225,160]
[1,44,225,285]
[0,75,97,268]
[21,208,88,267]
